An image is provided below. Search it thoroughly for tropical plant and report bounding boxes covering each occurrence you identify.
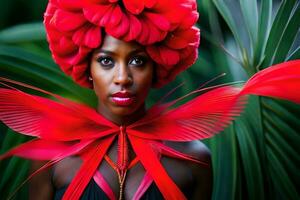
[197,0,300,199]
[0,0,299,199]
[0,22,97,199]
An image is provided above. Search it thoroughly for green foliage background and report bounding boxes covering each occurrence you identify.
[0,0,299,199]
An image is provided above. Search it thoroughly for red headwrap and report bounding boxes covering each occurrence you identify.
[44,0,200,88]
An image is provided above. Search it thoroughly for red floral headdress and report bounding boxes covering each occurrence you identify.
[44,0,200,88]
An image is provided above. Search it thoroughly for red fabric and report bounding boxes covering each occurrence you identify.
[132,170,154,200]
[129,135,187,200]
[116,126,130,180]
[93,171,117,200]
[44,0,200,88]
[62,137,115,200]
[1,60,300,199]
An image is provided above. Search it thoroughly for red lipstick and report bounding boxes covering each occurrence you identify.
[111,91,134,106]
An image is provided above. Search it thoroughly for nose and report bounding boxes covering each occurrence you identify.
[113,63,133,86]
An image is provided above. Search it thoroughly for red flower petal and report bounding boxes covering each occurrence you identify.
[123,0,145,15]
[136,19,150,45]
[156,65,169,79]
[52,9,86,32]
[122,14,142,41]
[144,0,157,8]
[57,0,86,11]
[169,51,197,83]
[98,6,116,26]
[147,45,180,66]
[54,36,77,56]
[152,0,188,25]
[44,1,57,19]
[52,54,73,74]
[167,47,198,83]
[137,17,167,45]
[45,26,62,43]
[165,26,200,49]
[145,22,162,44]
[144,12,170,31]
[84,26,102,48]
[83,4,113,26]
[73,24,102,48]
[147,20,167,44]
[160,46,181,66]
[106,13,129,38]
[44,0,200,88]
[178,10,199,30]
[71,62,91,87]
[86,0,111,3]
[109,5,123,26]
[56,46,90,66]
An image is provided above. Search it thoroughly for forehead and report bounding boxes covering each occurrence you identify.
[98,34,144,53]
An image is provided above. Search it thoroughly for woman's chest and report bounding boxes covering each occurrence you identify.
[52,155,195,199]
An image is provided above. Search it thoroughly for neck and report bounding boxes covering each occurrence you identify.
[96,104,147,126]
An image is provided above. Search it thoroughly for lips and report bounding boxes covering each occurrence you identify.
[111,91,135,106]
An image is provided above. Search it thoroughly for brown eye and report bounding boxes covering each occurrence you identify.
[129,56,146,66]
[97,56,114,68]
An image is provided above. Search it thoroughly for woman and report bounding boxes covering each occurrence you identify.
[29,35,213,200]
[27,0,211,199]
[0,0,300,200]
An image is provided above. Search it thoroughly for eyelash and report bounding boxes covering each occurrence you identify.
[97,56,114,67]
[96,56,147,68]
[129,56,147,66]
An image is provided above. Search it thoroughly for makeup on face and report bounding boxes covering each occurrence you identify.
[111,91,135,106]
[90,35,154,125]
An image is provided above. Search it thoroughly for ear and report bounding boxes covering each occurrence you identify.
[86,67,93,88]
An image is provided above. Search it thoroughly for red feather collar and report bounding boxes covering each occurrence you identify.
[0,60,300,199]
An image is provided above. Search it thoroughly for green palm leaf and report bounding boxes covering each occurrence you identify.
[0,23,97,200]
[198,0,300,199]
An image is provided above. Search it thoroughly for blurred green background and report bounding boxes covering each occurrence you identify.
[0,0,299,199]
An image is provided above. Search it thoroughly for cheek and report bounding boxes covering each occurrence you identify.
[91,65,112,97]
[135,67,153,93]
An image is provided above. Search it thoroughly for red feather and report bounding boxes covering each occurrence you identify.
[62,137,115,200]
[241,60,300,103]
[0,60,300,200]
[128,86,246,141]
[0,139,72,160]
[149,140,209,167]
[0,88,118,141]
[128,135,187,200]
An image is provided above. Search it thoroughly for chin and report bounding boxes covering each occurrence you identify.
[110,105,139,116]
[98,101,146,124]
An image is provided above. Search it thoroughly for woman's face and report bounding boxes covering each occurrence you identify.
[90,35,154,123]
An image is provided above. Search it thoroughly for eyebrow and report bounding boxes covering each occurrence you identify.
[95,49,146,56]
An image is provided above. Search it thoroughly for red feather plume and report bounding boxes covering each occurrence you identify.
[0,60,300,199]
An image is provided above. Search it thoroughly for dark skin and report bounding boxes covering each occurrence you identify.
[29,35,212,200]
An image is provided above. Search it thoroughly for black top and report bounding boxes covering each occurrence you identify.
[54,179,164,200]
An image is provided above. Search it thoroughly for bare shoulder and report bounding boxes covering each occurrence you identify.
[175,141,212,200]
[164,140,213,199]
[164,140,211,165]
[29,160,54,200]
